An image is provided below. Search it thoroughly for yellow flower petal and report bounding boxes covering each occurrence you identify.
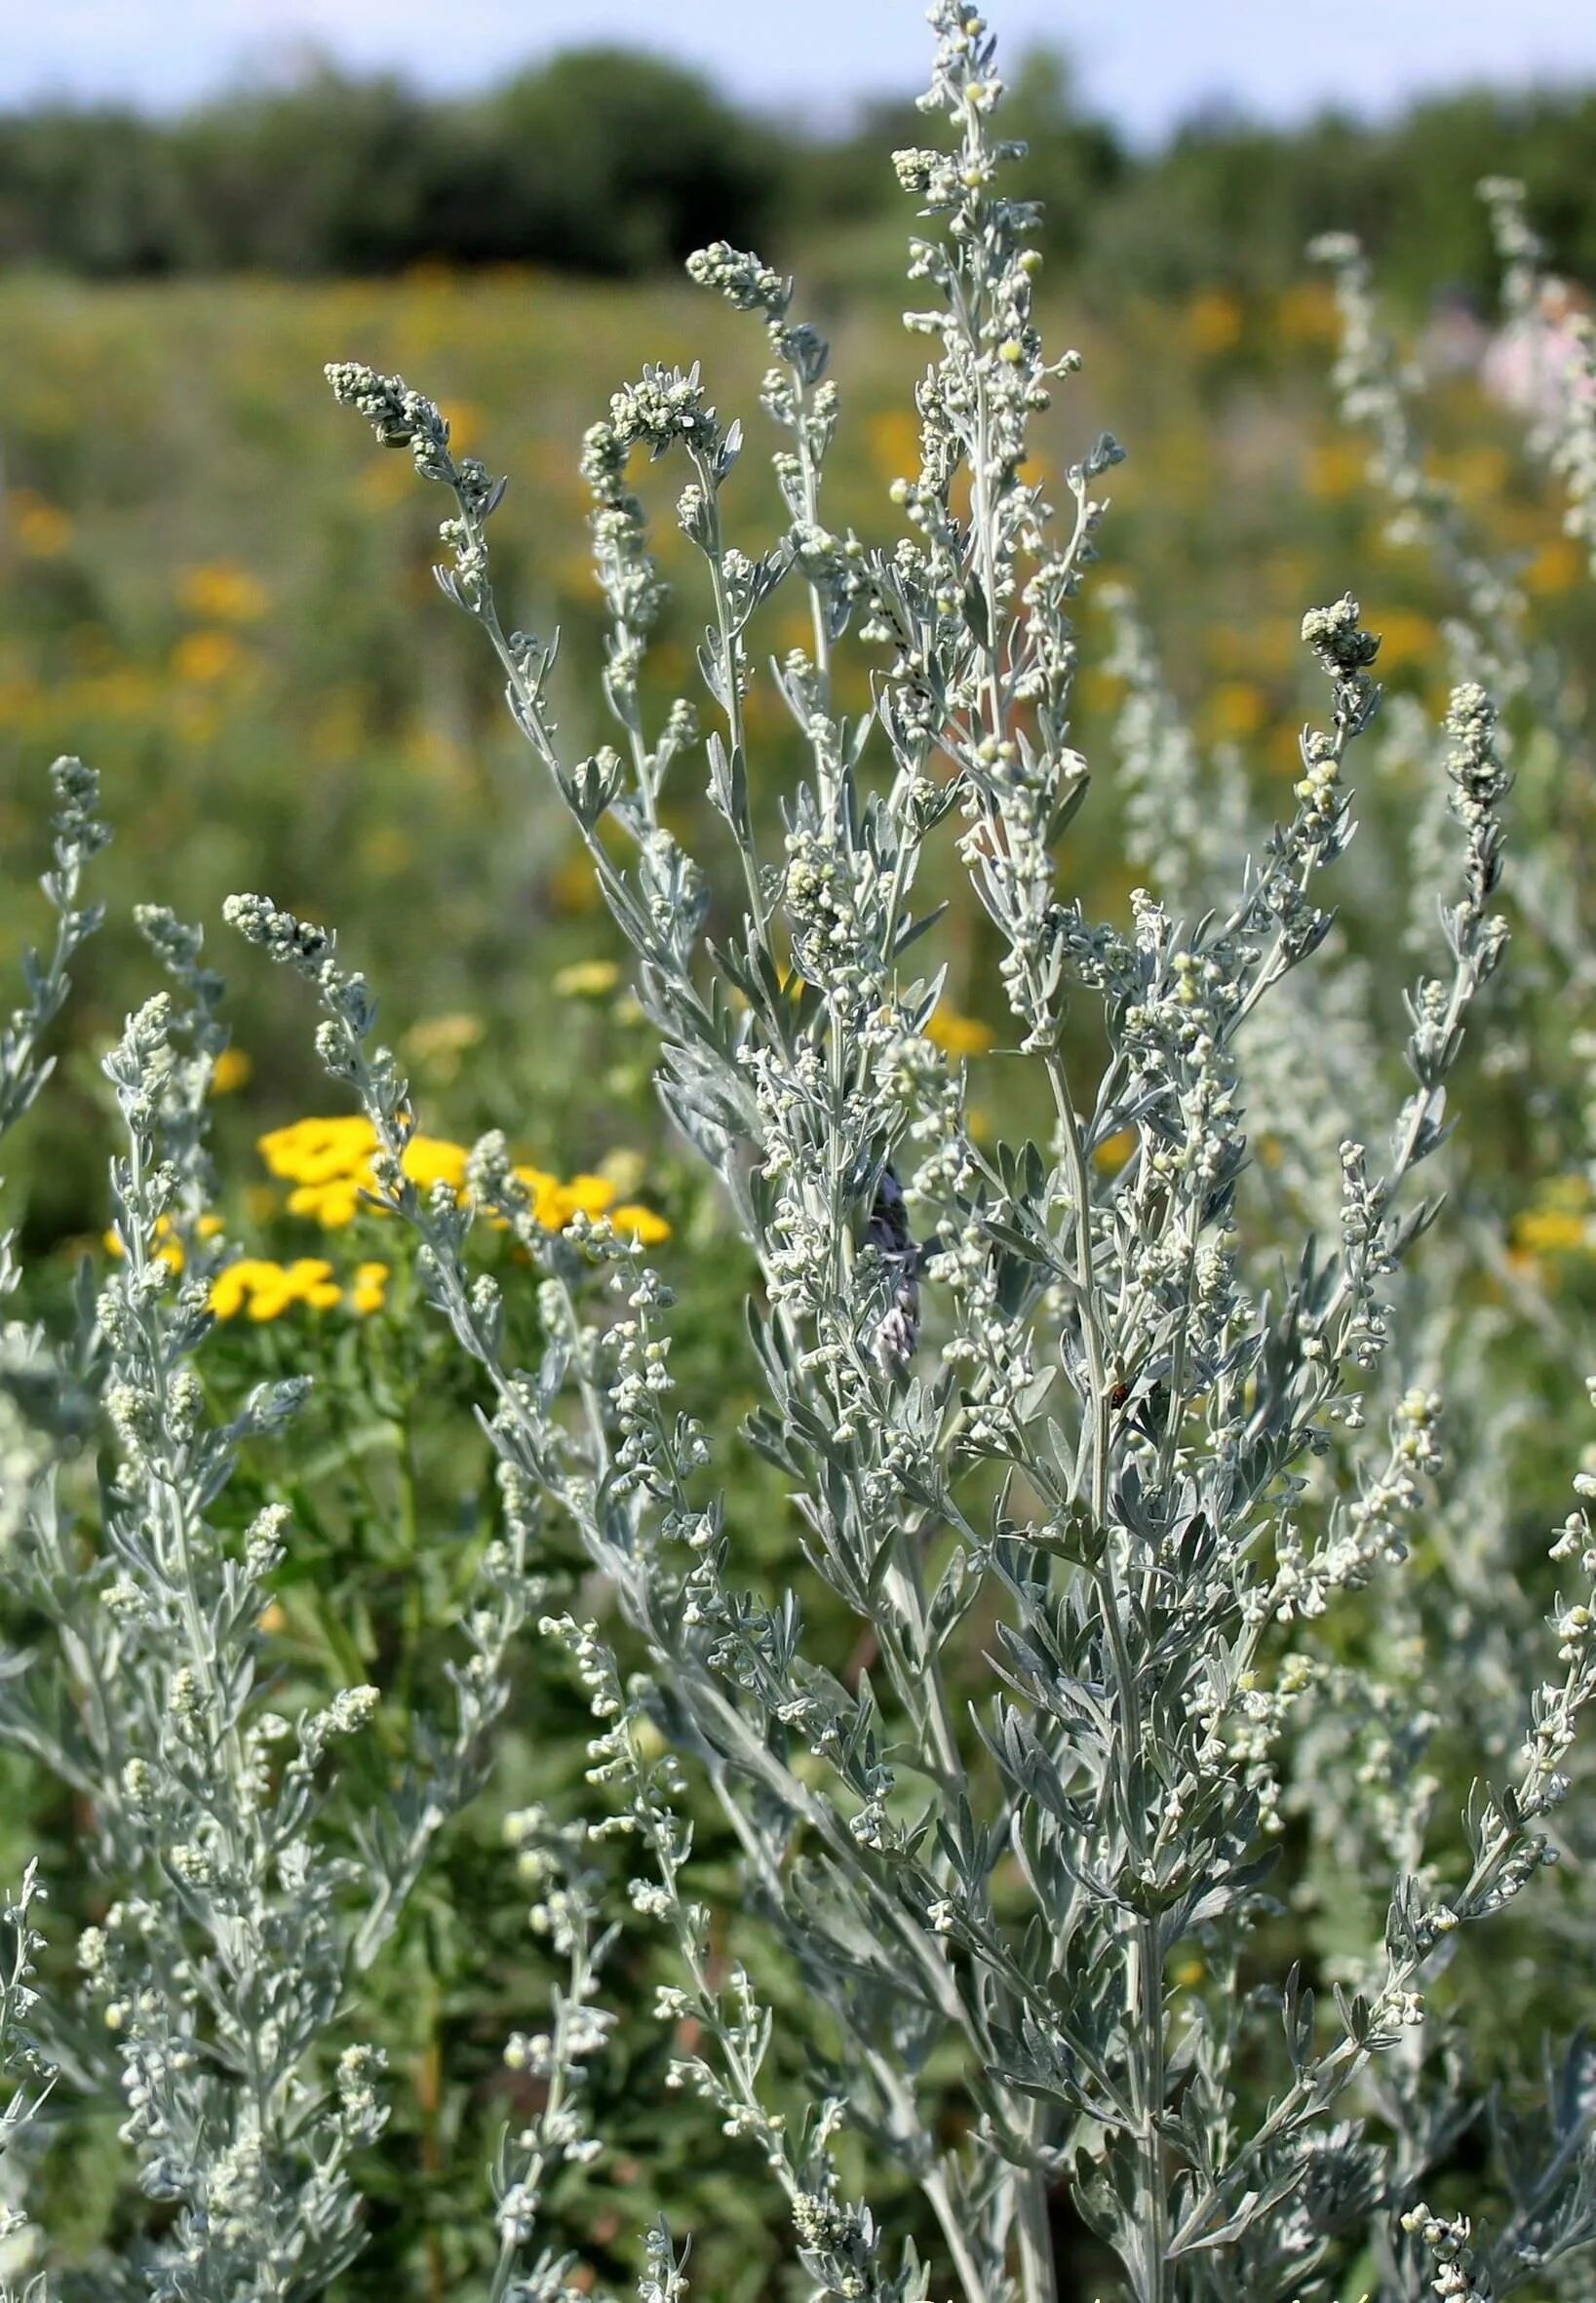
[609,1203,671,1245]
[287,1179,366,1229]
[257,1115,377,1184]
[171,628,248,686]
[555,1174,617,1225]
[177,562,270,624]
[351,1260,390,1314]
[400,1135,470,1193]
[553,957,622,998]
[210,1047,253,1096]
[209,1268,253,1319]
[925,1007,994,1059]
[1514,1209,1591,1258]
[1093,1129,1136,1175]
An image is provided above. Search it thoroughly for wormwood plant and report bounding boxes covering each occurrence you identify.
[4,4,1596,2298]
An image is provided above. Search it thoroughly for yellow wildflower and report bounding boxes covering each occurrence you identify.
[866,406,922,488]
[211,1259,279,1318]
[104,1212,223,1272]
[10,492,72,558]
[1204,682,1268,743]
[282,1261,343,1313]
[1304,442,1365,501]
[1185,289,1243,358]
[926,1007,995,1059]
[1273,281,1340,348]
[552,1173,617,1225]
[1514,1208,1591,1259]
[210,1047,253,1096]
[287,1177,368,1229]
[401,1134,470,1195]
[549,846,601,916]
[553,957,622,998]
[258,1115,378,1186]
[171,629,247,685]
[1093,1130,1136,1175]
[510,1163,564,1227]
[1525,535,1584,598]
[610,1204,672,1245]
[210,1257,340,1321]
[350,1261,390,1315]
[1432,445,1510,506]
[1372,609,1440,674]
[177,562,270,624]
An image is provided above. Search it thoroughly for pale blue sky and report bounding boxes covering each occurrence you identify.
[6,0,1595,142]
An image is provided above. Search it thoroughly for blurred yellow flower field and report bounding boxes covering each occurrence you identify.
[0,254,1584,1317]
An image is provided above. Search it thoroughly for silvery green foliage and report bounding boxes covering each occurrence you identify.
[1308,230,1525,686]
[486,1810,614,2303]
[1100,583,1382,1238]
[12,972,391,2302]
[0,763,109,2293]
[1143,196,1596,2303]
[0,755,571,2287]
[0,760,108,1539]
[0,760,108,1148]
[1308,176,1596,1820]
[1310,213,1593,995]
[1478,177,1596,579]
[297,7,1596,2298]
[0,1866,55,2303]
[0,906,562,2295]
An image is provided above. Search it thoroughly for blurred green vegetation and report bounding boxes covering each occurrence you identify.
[1,42,1594,305]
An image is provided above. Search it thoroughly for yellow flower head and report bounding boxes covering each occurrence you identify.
[401,1134,470,1195]
[171,629,248,686]
[286,1177,368,1230]
[551,1173,616,1226]
[1514,1207,1592,1260]
[177,562,270,624]
[925,1007,995,1059]
[258,1115,379,1187]
[553,957,622,998]
[210,1047,253,1096]
[1204,681,1269,743]
[210,1257,341,1321]
[610,1203,672,1245]
[508,1163,564,1228]
[10,492,73,558]
[104,1211,224,1273]
[259,1117,472,1225]
[1093,1129,1137,1175]
[350,1261,390,1315]
[1185,289,1243,358]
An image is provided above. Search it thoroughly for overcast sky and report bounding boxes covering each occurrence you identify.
[6,0,1595,143]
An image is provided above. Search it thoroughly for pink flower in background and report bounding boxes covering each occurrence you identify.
[1483,282,1593,428]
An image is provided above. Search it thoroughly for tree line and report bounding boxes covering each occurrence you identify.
[2,43,1593,302]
